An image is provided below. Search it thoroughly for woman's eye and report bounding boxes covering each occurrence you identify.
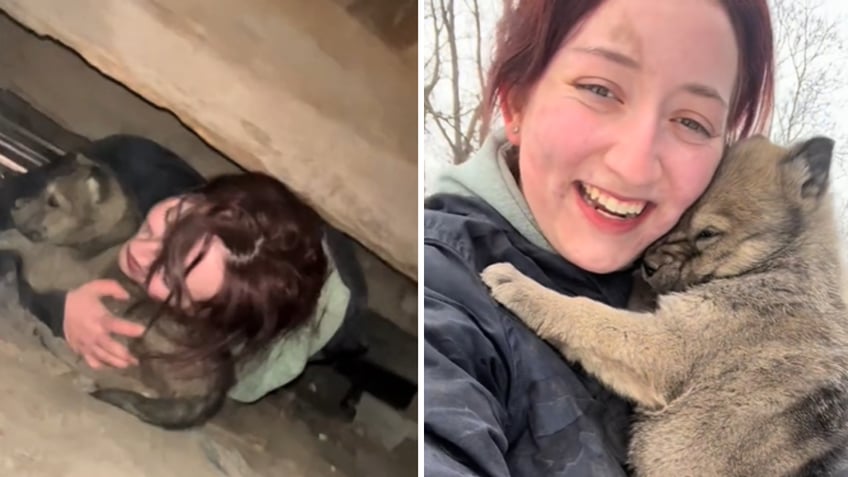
[46,196,59,208]
[577,83,618,101]
[675,117,711,137]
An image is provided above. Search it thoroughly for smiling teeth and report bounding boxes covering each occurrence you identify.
[581,183,647,217]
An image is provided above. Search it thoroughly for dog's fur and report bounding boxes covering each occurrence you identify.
[0,149,233,430]
[89,265,235,430]
[481,135,848,476]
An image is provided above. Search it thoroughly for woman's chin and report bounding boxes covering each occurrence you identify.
[577,255,636,275]
[554,235,643,275]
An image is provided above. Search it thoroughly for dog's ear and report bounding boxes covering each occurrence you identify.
[84,163,112,204]
[782,136,834,201]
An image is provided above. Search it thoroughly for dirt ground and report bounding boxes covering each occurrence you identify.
[0,11,417,477]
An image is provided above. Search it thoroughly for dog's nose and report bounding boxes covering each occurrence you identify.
[641,260,658,278]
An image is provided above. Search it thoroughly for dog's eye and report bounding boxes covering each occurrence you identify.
[46,196,59,208]
[695,228,721,241]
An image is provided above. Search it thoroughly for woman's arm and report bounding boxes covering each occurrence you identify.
[422,216,632,476]
[423,242,513,477]
[5,250,143,369]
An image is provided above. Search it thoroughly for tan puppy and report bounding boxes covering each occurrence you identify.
[482,135,848,476]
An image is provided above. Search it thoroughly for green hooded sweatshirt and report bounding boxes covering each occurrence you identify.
[227,240,350,403]
[433,127,553,252]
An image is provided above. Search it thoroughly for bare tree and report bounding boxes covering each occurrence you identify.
[769,0,848,228]
[422,0,492,165]
[770,0,845,144]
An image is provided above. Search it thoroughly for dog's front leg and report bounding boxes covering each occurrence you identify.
[481,262,688,409]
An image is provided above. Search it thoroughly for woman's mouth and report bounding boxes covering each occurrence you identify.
[125,247,144,280]
[577,182,649,220]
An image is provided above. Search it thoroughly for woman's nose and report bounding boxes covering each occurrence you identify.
[132,239,161,268]
[603,118,663,187]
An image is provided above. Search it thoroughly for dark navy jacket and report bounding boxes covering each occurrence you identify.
[424,193,635,476]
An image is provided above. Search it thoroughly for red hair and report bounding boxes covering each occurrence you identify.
[484,0,775,142]
[146,172,328,365]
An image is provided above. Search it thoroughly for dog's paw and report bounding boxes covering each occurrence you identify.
[481,262,523,289]
[481,262,535,311]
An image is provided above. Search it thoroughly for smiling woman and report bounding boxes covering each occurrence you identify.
[112,173,329,369]
[125,173,330,371]
[423,0,775,475]
[494,0,765,273]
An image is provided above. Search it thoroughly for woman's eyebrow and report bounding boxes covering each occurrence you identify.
[571,46,640,69]
[571,45,728,107]
[681,83,727,106]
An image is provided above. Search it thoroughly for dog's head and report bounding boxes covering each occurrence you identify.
[11,153,126,246]
[641,134,834,293]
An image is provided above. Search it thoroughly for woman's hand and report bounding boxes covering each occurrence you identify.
[63,279,146,369]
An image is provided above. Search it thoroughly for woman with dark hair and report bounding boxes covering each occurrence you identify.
[126,173,330,376]
[20,142,365,404]
[423,0,775,475]
[107,172,342,402]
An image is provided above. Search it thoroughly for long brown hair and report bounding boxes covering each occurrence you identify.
[483,0,775,142]
[145,172,328,365]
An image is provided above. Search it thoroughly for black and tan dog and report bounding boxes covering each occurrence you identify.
[0,140,231,430]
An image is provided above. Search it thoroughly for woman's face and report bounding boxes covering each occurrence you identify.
[118,197,227,305]
[507,0,739,273]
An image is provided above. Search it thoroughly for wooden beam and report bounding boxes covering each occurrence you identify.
[0,0,418,281]
[336,0,418,51]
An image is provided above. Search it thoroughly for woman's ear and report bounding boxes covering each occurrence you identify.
[500,89,523,146]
